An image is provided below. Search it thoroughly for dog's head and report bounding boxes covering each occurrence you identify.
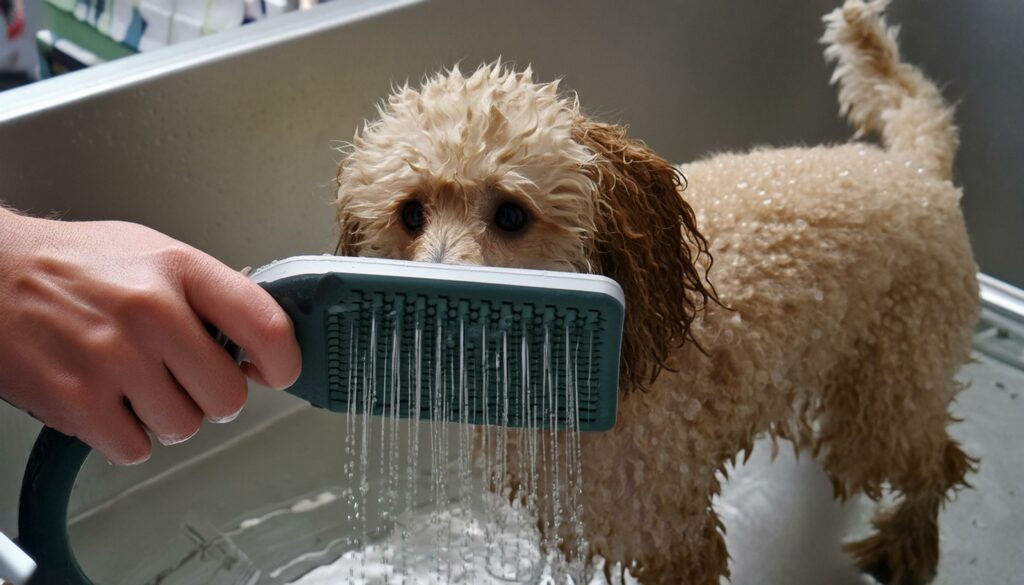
[335,64,714,392]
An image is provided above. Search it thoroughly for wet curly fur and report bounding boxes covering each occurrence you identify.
[332,1,979,583]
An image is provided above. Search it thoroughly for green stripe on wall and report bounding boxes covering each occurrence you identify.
[41,1,136,62]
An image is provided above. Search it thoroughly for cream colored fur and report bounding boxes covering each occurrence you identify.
[333,1,979,584]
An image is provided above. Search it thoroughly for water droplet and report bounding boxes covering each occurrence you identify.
[682,398,701,421]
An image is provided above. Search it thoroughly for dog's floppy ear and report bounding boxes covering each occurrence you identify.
[334,205,362,256]
[334,163,363,256]
[572,118,716,393]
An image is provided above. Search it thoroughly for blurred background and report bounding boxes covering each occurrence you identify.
[0,1,1021,582]
[2,0,1020,284]
[1,0,327,82]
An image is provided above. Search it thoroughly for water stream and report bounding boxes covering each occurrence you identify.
[294,303,593,584]
[111,300,600,585]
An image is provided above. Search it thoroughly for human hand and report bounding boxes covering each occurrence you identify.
[0,208,301,464]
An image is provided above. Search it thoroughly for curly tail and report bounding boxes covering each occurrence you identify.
[822,0,958,180]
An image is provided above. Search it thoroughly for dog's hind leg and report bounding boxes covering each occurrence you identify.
[840,441,974,585]
[814,281,977,585]
[819,5,979,583]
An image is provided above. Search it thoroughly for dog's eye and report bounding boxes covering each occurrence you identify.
[494,202,528,233]
[401,200,424,232]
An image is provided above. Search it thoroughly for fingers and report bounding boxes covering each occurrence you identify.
[241,361,271,388]
[180,255,301,390]
[160,310,249,423]
[125,366,205,446]
[80,399,152,466]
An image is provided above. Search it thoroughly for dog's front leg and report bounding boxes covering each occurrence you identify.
[579,403,733,585]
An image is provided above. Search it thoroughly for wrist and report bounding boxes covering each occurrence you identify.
[0,206,48,277]
[0,204,24,255]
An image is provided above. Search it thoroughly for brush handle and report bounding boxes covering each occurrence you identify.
[17,427,92,585]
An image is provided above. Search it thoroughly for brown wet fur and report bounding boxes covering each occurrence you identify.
[572,118,718,394]
[330,2,979,583]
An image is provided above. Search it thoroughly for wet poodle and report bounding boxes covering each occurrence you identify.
[331,1,979,583]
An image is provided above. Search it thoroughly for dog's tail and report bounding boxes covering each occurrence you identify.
[822,0,957,180]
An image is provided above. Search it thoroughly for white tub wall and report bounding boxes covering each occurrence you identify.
[0,0,1019,537]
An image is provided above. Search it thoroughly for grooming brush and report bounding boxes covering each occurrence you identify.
[17,256,625,585]
[251,256,623,430]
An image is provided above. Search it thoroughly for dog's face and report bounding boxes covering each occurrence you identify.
[334,66,595,271]
[335,64,716,391]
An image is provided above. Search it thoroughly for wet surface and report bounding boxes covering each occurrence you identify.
[67,342,1024,584]
[720,352,1023,585]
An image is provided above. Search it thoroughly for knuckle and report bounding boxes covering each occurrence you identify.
[255,307,294,348]
[79,326,131,362]
[116,283,173,319]
[160,244,202,274]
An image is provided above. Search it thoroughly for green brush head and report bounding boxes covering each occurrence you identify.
[251,256,624,432]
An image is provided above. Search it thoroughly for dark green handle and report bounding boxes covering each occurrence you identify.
[18,427,93,585]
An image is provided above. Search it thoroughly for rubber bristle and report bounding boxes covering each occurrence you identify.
[255,258,623,432]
